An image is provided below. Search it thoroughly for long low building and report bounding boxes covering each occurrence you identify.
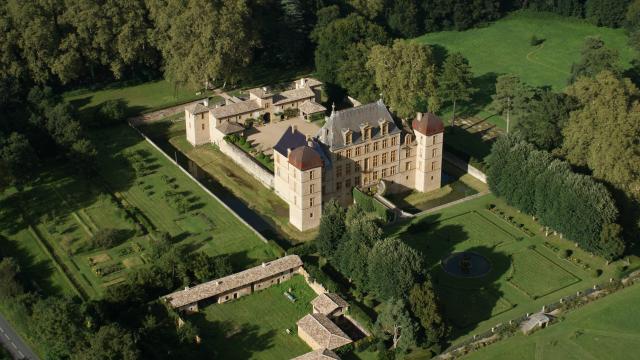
[163,255,303,312]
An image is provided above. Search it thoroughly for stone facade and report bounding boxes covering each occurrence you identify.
[273,100,445,231]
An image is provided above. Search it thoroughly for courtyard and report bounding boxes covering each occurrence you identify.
[245,116,321,158]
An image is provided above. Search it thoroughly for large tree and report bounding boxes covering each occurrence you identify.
[569,37,621,83]
[491,74,535,133]
[376,299,417,354]
[586,0,631,27]
[514,90,575,151]
[72,324,139,360]
[439,52,476,126]
[315,199,346,258]
[0,132,38,186]
[367,40,439,119]
[367,237,424,299]
[31,297,86,359]
[408,281,449,346]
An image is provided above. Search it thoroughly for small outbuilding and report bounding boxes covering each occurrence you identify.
[311,293,349,318]
[520,312,552,334]
[291,348,341,360]
[297,313,352,350]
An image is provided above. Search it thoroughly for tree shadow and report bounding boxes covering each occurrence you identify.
[398,214,512,337]
[457,72,500,119]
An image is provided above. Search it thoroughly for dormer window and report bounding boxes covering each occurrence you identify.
[342,129,353,145]
[405,134,413,145]
[379,119,389,136]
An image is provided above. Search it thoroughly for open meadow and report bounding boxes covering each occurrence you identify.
[465,284,640,360]
[389,194,640,341]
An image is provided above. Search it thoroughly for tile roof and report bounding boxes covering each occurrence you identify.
[289,145,323,171]
[211,100,261,119]
[249,87,273,99]
[311,293,349,315]
[291,349,341,360]
[216,121,245,135]
[163,255,303,308]
[273,87,316,106]
[297,313,352,350]
[299,100,327,115]
[316,99,400,150]
[185,102,209,115]
[273,126,309,157]
[412,112,444,136]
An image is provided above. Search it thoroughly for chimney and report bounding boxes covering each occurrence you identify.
[287,148,292,157]
[262,262,266,268]
[417,112,423,121]
[291,125,297,134]
[306,135,313,147]
[202,98,209,107]
[299,78,306,87]
[262,86,268,92]
[184,286,189,291]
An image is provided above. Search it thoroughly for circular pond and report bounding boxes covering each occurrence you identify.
[442,252,491,278]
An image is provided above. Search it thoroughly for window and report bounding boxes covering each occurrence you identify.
[382,139,388,148]
[345,163,351,175]
[346,132,353,145]
[373,155,379,167]
[364,158,370,170]
[201,124,205,130]
[346,149,352,158]
[365,144,370,153]
[373,141,379,151]
[363,127,370,140]
[356,160,362,170]
[391,150,397,162]
[336,182,342,191]
[310,170,314,179]
[382,168,387,177]
[405,162,411,171]
[309,197,314,206]
[345,179,351,188]
[355,176,361,185]
[336,165,342,178]
[433,135,437,145]
[405,148,411,158]
[381,122,388,135]
[432,148,437,157]
[363,175,369,184]
[382,153,387,164]
[310,183,315,193]
[355,147,361,156]
[310,212,314,218]
[431,161,437,170]
[391,136,398,146]
[390,166,397,175]
[373,171,378,180]
[405,134,413,144]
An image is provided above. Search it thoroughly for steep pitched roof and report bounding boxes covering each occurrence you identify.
[297,313,352,350]
[316,99,400,150]
[211,100,261,119]
[216,121,245,135]
[299,100,326,115]
[289,146,323,171]
[185,102,209,115]
[412,112,444,136]
[163,255,303,308]
[311,293,349,315]
[273,126,308,157]
[292,349,341,360]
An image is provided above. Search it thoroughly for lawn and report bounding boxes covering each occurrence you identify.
[139,119,317,244]
[389,194,640,341]
[190,274,316,360]
[465,284,640,360]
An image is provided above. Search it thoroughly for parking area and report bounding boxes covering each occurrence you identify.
[246,117,321,156]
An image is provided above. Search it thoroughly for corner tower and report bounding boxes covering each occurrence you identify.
[287,143,323,231]
[185,101,211,146]
[412,112,444,192]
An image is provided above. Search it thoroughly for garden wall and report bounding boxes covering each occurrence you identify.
[444,152,487,184]
[219,140,274,189]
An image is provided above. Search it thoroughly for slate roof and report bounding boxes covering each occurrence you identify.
[297,313,352,350]
[292,349,341,360]
[299,100,327,115]
[412,112,444,136]
[273,126,308,157]
[163,255,303,308]
[273,87,315,106]
[316,99,400,151]
[311,293,349,315]
[211,100,261,119]
[289,146,323,171]
[216,121,244,135]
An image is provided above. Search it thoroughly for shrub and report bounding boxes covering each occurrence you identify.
[244,118,255,128]
[90,229,126,249]
[592,269,603,278]
[560,249,573,259]
[288,241,317,256]
[283,108,299,118]
[530,35,544,46]
[335,343,354,356]
[98,99,127,126]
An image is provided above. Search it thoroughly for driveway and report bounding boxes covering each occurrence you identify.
[246,117,321,156]
[0,314,39,360]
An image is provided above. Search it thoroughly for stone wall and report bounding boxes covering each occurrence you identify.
[219,140,275,189]
[443,152,487,183]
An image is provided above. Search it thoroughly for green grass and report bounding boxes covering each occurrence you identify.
[191,275,315,360]
[465,284,640,360]
[389,194,640,341]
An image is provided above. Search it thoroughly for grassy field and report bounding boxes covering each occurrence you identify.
[0,124,275,300]
[140,119,317,244]
[190,275,315,360]
[465,284,640,360]
[389,194,640,341]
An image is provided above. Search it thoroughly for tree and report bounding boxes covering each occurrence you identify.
[376,299,417,354]
[569,37,621,83]
[0,257,23,299]
[385,0,421,38]
[439,52,476,126]
[367,237,424,299]
[586,0,631,27]
[562,71,640,201]
[349,0,384,19]
[422,0,503,32]
[514,90,575,151]
[491,74,535,133]
[72,324,139,360]
[0,132,38,186]
[315,199,346,258]
[98,99,128,127]
[31,297,86,359]
[367,40,439,119]
[408,281,448,346]
[337,43,379,102]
